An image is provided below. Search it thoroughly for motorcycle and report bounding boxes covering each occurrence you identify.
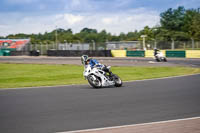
[154,51,167,62]
[83,65,122,88]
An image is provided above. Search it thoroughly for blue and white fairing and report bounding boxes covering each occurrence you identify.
[83,65,115,87]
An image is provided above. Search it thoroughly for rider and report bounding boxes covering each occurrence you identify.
[81,55,111,75]
[154,48,160,56]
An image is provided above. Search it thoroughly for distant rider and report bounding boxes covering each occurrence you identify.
[154,48,160,56]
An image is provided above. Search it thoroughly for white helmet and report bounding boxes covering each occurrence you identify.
[81,55,89,65]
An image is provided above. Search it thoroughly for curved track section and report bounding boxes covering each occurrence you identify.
[0,74,200,133]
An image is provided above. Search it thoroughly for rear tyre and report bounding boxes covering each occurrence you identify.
[87,75,102,88]
[112,74,122,87]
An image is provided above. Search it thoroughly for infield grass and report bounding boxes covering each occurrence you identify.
[0,63,200,89]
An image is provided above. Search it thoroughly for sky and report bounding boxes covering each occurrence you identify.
[0,0,199,36]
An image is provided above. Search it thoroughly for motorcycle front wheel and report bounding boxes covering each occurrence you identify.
[87,75,102,88]
[112,74,123,87]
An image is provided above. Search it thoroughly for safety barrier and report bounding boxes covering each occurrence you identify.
[10,51,29,56]
[127,50,145,57]
[111,50,126,57]
[0,48,16,56]
[47,50,112,57]
[1,49,199,58]
[186,50,200,58]
[0,50,3,56]
[166,51,186,58]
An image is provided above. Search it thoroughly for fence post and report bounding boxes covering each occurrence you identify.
[40,43,43,55]
[171,39,175,50]
[192,38,194,50]
[46,44,48,55]
[154,40,157,48]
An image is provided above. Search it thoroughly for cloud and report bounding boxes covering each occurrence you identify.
[0,8,160,36]
[55,14,84,25]
[102,18,114,25]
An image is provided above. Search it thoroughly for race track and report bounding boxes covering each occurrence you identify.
[0,74,200,133]
[0,56,200,67]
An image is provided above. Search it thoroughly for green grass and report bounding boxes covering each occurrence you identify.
[0,63,200,89]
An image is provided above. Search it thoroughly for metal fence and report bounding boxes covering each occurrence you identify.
[145,40,200,50]
[106,41,200,50]
[19,41,200,55]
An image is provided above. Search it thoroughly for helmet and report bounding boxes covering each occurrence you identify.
[81,55,89,65]
[154,48,159,51]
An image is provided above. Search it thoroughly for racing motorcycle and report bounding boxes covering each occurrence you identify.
[83,65,122,88]
[154,51,167,62]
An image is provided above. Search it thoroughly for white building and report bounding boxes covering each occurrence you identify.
[59,43,90,50]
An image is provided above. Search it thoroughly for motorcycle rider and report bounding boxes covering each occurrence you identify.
[153,48,167,62]
[154,48,160,56]
[81,55,112,75]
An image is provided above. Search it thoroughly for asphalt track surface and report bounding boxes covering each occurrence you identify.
[0,56,200,67]
[0,74,200,133]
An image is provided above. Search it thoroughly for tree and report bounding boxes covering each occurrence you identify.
[160,6,185,31]
[80,28,97,34]
[97,30,108,43]
[126,30,139,41]
[192,12,200,40]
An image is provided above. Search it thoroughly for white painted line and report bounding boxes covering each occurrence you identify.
[148,61,156,64]
[0,84,88,91]
[124,73,200,83]
[56,116,200,133]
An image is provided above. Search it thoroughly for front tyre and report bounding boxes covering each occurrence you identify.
[112,74,122,87]
[155,56,160,62]
[87,75,102,88]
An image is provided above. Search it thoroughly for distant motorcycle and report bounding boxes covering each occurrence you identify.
[83,64,122,88]
[154,51,167,62]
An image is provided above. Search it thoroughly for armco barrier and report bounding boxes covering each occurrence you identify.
[186,50,200,58]
[145,50,166,58]
[166,51,185,58]
[47,50,112,57]
[111,50,126,57]
[127,50,145,57]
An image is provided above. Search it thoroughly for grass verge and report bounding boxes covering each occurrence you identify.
[0,63,200,89]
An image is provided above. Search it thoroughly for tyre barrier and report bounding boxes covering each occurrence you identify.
[29,50,40,56]
[10,51,29,56]
[47,50,112,57]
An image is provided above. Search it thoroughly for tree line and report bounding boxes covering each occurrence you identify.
[1,6,200,44]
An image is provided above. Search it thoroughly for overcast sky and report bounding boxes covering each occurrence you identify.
[0,0,199,36]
